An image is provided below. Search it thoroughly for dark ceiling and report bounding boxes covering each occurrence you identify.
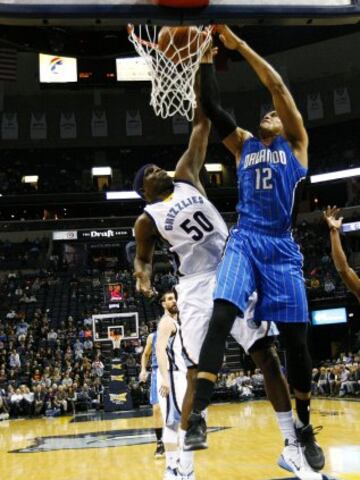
[0,24,358,59]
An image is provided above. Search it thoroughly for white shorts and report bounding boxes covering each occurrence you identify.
[176,271,278,366]
[157,369,187,429]
[231,291,279,355]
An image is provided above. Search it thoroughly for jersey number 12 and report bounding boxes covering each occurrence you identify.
[255,167,273,190]
[180,211,214,241]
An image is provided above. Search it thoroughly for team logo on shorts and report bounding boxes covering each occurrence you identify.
[246,317,262,330]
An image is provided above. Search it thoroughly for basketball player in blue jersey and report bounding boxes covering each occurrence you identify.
[139,329,165,458]
[185,26,325,478]
[324,206,360,302]
[156,291,189,480]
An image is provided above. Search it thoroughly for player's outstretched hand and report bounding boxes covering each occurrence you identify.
[201,44,218,63]
[134,271,154,297]
[217,25,240,50]
[323,205,343,230]
[159,379,170,398]
[139,369,148,383]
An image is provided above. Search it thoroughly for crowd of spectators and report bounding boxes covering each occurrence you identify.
[293,221,356,300]
[0,238,48,270]
[0,212,359,421]
[0,304,109,419]
[311,352,360,397]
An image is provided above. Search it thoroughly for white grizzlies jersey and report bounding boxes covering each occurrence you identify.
[166,317,187,374]
[145,180,228,276]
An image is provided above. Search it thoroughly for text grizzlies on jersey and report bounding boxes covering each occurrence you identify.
[164,196,204,231]
[244,149,287,169]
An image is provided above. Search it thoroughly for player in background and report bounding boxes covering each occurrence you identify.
[324,206,360,302]
[156,291,189,480]
[184,26,324,479]
[139,329,164,458]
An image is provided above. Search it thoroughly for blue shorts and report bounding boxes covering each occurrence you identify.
[150,369,159,405]
[214,228,309,323]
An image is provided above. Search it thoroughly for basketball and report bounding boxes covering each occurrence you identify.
[153,0,209,6]
[158,26,206,64]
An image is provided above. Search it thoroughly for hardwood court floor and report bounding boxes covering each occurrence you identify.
[1,399,359,480]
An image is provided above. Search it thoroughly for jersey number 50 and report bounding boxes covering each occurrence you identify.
[180,211,214,241]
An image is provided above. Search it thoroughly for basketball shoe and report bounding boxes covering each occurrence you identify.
[183,412,207,451]
[278,439,322,480]
[164,467,179,479]
[177,467,195,480]
[296,424,325,471]
[155,440,165,458]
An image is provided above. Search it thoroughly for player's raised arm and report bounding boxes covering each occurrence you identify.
[174,69,211,196]
[139,333,153,382]
[324,206,360,302]
[134,213,157,297]
[156,317,176,397]
[217,25,308,167]
[198,44,252,164]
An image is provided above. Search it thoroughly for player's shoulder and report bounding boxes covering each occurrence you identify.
[174,178,202,193]
[173,178,207,199]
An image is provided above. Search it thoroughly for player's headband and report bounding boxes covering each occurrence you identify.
[133,163,155,200]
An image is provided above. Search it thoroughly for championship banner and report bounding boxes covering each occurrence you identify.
[104,358,133,412]
[333,87,351,115]
[306,93,324,120]
[60,111,77,139]
[30,112,47,140]
[1,112,18,139]
[91,108,108,137]
[126,109,142,137]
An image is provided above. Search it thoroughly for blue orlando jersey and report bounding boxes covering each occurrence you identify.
[237,135,307,234]
[151,332,158,369]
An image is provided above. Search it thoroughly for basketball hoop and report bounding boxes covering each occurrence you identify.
[111,334,123,350]
[128,24,214,121]
[109,329,124,350]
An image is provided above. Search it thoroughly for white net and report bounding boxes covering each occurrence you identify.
[128,25,213,122]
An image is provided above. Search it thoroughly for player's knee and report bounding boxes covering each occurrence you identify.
[206,299,239,342]
[252,347,281,380]
[163,426,178,445]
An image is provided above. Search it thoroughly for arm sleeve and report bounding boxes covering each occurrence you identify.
[200,63,237,141]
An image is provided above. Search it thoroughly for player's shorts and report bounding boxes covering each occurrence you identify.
[157,368,187,429]
[214,227,309,324]
[231,291,278,354]
[176,271,278,366]
[150,368,159,405]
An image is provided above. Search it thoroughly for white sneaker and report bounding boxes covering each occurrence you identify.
[164,467,179,480]
[278,440,323,480]
[178,469,195,480]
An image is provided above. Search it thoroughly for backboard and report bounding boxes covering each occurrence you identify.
[0,0,358,26]
[92,312,139,342]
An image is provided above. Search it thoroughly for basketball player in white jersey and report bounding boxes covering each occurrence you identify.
[156,291,189,480]
[134,72,278,479]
